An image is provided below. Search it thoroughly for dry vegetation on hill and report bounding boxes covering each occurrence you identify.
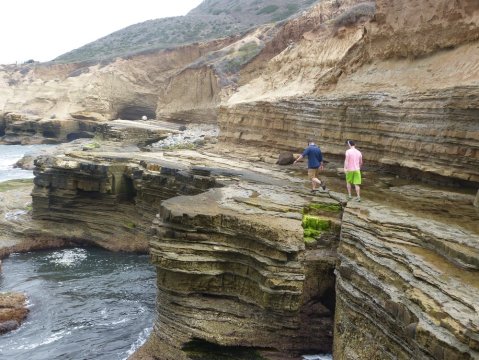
[54,0,318,64]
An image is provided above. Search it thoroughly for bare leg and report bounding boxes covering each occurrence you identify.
[355,185,360,198]
[346,183,352,197]
[312,177,322,190]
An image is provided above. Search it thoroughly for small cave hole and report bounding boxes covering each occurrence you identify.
[116,106,156,120]
[42,130,57,138]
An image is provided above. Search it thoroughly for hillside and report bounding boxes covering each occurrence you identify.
[54,0,318,63]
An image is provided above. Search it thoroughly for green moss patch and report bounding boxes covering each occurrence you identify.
[0,179,33,192]
[308,203,342,213]
[302,215,331,232]
[303,202,342,218]
[302,214,332,244]
[124,221,137,229]
[83,142,101,150]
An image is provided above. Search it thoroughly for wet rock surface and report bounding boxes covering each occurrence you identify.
[0,292,28,335]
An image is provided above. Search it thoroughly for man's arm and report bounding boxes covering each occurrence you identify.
[344,151,349,172]
[293,154,304,164]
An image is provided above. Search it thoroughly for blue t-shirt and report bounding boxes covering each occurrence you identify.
[302,144,323,169]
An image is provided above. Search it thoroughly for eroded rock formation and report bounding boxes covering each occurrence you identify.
[1,0,479,358]
[220,0,479,185]
[335,200,479,359]
[147,184,338,358]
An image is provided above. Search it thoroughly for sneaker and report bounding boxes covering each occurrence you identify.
[347,195,353,200]
[311,189,318,193]
[320,180,327,191]
[355,197,361,202]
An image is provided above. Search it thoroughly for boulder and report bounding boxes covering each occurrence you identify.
[276,151,296,165]
[0,292,28,335]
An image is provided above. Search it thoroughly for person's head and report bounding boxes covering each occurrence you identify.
[346,140,355,148]
[308,138,315,146]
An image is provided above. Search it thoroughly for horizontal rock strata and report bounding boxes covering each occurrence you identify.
[0,112,98,144]
[219,87,479,184]
[148,184,339,358]
[30,148,220,251]
[29,139,341,358]
[334,201,479,359]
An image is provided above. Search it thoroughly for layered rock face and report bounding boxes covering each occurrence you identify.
[335,200,479,359]
[0,292,29,334]
[30,145,220,251]
[220,87,479,184]
[147,183,339,359]
[0,39,232,143]
[0,112,98,144]
[219,0,479,185]
[28,136,340,358]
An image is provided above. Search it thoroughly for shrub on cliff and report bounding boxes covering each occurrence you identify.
[53,0,319,64]
[333,1,375,28]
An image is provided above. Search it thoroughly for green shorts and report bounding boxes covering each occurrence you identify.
[346,170,362,185]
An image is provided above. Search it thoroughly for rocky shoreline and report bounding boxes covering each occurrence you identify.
[0,0,478,358]
[0,119,477,359]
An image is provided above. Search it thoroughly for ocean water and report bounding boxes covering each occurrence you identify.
[0,145,157,359]
[0,144,55,182]
[302,355,333,360]
[0,248,156,360]
[0,144,333,359]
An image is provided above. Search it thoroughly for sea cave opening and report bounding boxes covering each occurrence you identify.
[116,106,156,120]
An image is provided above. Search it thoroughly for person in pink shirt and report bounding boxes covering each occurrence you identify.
[344,140,363,202]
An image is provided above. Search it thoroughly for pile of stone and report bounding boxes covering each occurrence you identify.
[149,124,218,149]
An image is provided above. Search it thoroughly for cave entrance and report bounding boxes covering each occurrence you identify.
[182,339,269,359]
[42,130,57,138]
[116,106,156,120]
[114,175,137,203]
[67,132,94,142]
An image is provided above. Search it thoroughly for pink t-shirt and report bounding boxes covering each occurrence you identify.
[345,147,362,171]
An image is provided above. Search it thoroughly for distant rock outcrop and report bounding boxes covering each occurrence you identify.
[0,292,28,334]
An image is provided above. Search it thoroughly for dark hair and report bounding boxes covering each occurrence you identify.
[308,138,315,144]
[346,140,355,146]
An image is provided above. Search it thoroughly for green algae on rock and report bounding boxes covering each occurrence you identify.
[0,179,33,193]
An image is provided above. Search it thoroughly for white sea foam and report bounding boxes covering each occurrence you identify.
[46,248,88,267]
[302,355,333,360]
[99,317,130,327]
[0,144,55,182]
[4,209,28,221]
[123,326,152,359]
[17,330,71,350]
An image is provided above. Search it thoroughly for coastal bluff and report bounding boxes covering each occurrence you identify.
[12,133,477,359]
[0,0,478,358]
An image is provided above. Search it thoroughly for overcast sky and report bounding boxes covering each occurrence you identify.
[0,0,204,65]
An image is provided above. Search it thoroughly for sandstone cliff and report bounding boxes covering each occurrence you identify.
[17,134,340,358]
[2,0,479,358]
[22,125,479,360]
[0,39,232,144]
[220,0,479,185]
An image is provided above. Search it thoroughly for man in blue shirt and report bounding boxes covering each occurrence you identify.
[293,139,326,192]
